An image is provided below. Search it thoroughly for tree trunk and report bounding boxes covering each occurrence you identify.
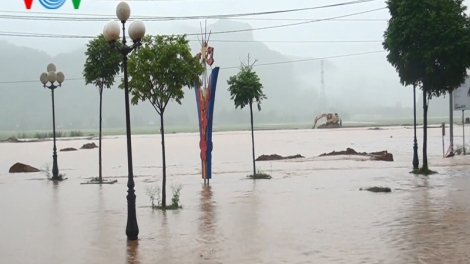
[249,101,256,177]
[160,113,167,207]
[422,89,428,170]
[99,87,103,182]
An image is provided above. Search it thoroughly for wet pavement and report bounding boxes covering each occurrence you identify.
[0,127,469,263]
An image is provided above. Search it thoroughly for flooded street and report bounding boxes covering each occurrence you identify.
[0,127,469,263]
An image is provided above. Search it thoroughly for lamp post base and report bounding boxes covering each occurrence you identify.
[126,190,139,241]
[51,151,60,180]
[412,140,419,169]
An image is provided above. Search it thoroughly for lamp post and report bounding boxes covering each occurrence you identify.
[40,63,65,180]
[412,84,419,169]
[102,1,146,241]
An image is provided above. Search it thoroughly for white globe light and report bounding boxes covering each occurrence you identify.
[48,71,57,83]
[102,23,109,41]
[56,72,65,84]
[40,72,48,85]
[105,20,121,42]
[116,2,131,22]
[47,63,56,73]
[129,20,145,41]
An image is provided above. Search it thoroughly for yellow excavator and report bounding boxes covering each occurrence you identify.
[312,113,342,129]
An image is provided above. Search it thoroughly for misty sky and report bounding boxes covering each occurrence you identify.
[2,0,469,108]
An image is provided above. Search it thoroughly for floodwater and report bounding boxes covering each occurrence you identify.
[0,126,469,264]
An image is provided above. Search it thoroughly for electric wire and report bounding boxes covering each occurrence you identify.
[0,7,386,39]
[0,0,379,21]
[0,50,385,85]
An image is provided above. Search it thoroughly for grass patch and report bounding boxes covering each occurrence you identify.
[0,117,452,141]
[146,183,183,211]
[455,144,470,155]
[410,166,438,175]
[69,130,84,137]
[360,186,392,193]
[34,131,65,139]
[247,169,272,179]
[41,163,67,181]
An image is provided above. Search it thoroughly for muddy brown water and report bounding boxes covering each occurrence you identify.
[0,127,469,264]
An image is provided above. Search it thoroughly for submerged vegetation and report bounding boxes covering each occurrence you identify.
[360,186,392,193]
[41,164,67,181]
[146,183,183,210]
[14,130,85,139]
[247,169,272,179]
[455,144,470,155]
[410,167,438,176]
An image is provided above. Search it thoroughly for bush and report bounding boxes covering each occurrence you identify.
[69,130,84,137]
[34,131,64,139]
[247,168,272,179]
[146,183,183,210]
[455,144,470,155]
[41,163,67,181]
[17,132,28,139]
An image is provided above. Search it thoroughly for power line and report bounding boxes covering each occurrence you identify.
[0,15,388,22]
[0,50,384,84]
[0,32,382,43]
[0,7,385,39]
[0,0,378,21]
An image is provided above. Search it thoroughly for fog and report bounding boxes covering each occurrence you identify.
[0,0,459,131]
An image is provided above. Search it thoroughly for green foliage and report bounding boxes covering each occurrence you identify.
[69,130,84,137]
[247,168,272,179]
[124,35,204,114]
[146,184,161,207]
[146,183,183,210]
[455,144,470,155]
[17,132,27,139]
[35,131,64,139]
[411,166,438,175]
[383,0,470,97]
[227,63,266,110]
[83,34,122,89]
[41,163,67,181]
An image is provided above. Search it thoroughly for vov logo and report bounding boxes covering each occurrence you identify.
[24,0,82,10]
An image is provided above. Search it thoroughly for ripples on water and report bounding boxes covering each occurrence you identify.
[0,127,469,264]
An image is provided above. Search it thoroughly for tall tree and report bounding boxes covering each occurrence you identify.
[125,35,203,207]
[383,0,470,173]
[83,34,122,182]
[227,54,267,177]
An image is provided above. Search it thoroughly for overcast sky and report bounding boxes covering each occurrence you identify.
[2,0,469,107]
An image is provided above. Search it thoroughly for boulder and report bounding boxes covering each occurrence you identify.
[9,162,40,173]
[80,142,98,149]
[256,154,304,161]
[319,148,394,162]
[60,147,77,152]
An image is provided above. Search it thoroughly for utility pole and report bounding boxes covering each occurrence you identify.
[320,60,326,111]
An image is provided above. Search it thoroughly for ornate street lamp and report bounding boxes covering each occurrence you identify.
[40,63,65,180]
[102,1,146,241]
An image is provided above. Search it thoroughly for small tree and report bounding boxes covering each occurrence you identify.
[383,0,470,173]
[227,54,267,178]
[125,35,203,207]
[83,34,122,182]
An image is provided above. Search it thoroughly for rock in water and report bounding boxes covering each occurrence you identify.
[256,154,304,161]
[60,147,77,152]
[319,148,394,162]
[80,142,98,149]
[9,162,40,173]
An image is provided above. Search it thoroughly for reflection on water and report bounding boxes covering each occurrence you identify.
[198,184,217,261]
[127,240,140,264]
[0,128,469,263]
